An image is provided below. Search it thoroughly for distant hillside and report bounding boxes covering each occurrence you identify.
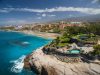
[45,14,100,24]
[65,14,100,22]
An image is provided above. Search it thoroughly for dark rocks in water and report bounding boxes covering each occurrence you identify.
[24,55,31,70]
[24,54,40,74]
[24,53,58,75]
[30,64,40,75]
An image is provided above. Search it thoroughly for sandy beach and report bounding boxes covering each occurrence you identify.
[18,30,60,39]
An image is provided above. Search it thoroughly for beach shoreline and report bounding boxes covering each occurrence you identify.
[9,30,60,39]
[21,30,60,39]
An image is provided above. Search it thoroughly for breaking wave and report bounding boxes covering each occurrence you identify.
[10,55,26,73]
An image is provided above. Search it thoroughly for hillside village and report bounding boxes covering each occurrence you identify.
[0,21,84,32]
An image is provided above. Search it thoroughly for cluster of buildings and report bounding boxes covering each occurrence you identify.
[30,21,83,32]
[0,21,84,32]
[59,21,83,29]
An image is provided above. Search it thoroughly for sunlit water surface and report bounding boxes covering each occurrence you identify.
[0,31,51,75]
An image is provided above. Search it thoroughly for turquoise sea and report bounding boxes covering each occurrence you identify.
[0,31,51,75]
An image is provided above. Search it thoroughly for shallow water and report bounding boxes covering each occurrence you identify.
[0,31,51,75]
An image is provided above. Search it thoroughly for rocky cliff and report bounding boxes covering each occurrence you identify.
[24,47,100,75]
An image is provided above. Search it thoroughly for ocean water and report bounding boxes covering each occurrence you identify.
[0,31,51,75]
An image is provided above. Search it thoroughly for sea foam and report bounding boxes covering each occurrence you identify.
[10,55,26,73]
[10,47,43,73]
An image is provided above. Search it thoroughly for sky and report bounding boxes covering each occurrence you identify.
[0,0,100,25]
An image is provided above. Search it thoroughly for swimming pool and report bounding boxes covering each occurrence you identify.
[67,49,81,54]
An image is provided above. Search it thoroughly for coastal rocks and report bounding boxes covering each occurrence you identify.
[24,55,31,70]
[24,47,100,75]
[89,63,100,74]
[41,66,58,75]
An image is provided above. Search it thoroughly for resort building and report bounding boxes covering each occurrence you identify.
[59,21,83,29]
[15,25,23,29]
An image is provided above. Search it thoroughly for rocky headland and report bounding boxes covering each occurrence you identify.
[24,47,100,75]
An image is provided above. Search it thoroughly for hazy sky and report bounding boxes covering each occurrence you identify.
[0,0,100,25]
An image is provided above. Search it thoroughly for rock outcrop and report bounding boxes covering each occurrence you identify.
[24,47,100,75]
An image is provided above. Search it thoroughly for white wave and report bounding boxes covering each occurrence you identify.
[10,55,26,73]
[9,46,43,73]
[22,42,30,44]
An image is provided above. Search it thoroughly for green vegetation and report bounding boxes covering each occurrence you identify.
[64,26,87,35]
[52,27,60,33]
[48,23,100,55]
[0,26,15,30]
[64,24,100,36]
[90,45,100,56]
[86,23,100,35]
[49,32,71,47]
